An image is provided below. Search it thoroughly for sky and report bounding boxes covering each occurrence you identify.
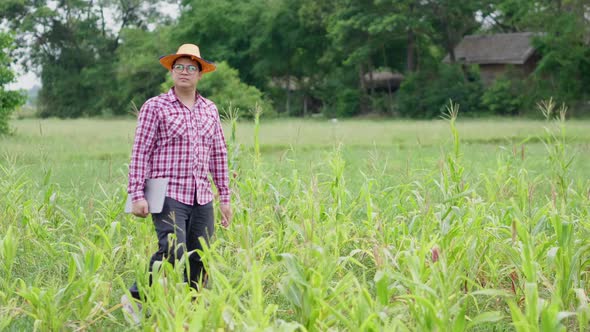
[8,70,40,91]
[6,1,180,91]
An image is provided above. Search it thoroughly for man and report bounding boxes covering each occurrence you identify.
[122,44,232,322]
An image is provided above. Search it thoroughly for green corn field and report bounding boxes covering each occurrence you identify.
[2,101,590,331]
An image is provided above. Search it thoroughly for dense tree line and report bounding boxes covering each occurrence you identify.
[0,0,588,118]
[0,32,25,134]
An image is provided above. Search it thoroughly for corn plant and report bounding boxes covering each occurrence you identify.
[3,110,590,330]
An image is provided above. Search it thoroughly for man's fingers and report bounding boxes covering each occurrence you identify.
[131,200,149,218]
[220,213,228,228]
[131,202,149,218]
[222,211,231,228]
[219,205,232,227]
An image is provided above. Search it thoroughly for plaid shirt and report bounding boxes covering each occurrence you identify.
[128,88,230,206]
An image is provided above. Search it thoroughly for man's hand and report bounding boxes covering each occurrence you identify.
[132,199,149,218]
[220,204,232,228]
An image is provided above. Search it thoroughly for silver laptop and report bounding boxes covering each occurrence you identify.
[124,178,169,214]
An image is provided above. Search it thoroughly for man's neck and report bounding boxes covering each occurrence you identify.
[175,86,197,109]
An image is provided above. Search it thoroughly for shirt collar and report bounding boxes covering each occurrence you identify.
[167,87,202,105]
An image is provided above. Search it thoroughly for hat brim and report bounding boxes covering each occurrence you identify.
[159,54,216,74]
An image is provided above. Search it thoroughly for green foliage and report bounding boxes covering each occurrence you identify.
[5,116,590,329]
[173,0,269,88]
[2,0,590,118]
[325,88,360,118]
[161,61,273,119]
[1,0,169,118]
[115,26,176,115]
[532,14,590,114]
[397,65,484,118]
[0,33,25,134]
[425,0,487,61]
[199,62,274,118]
[489,0,590,116]
[174,0,330,116]
[482,77,523,116]
[310,66,361,117]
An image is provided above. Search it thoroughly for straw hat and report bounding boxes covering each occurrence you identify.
[159,44,216,74]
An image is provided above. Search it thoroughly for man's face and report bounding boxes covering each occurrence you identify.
[171,57,202,89]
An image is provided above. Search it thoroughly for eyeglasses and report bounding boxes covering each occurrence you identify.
[172,64,199,74]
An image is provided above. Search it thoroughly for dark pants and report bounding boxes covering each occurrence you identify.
[129,197,214,300]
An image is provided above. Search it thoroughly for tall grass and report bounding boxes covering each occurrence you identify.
[2,105,590,330]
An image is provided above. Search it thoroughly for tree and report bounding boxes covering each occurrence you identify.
[0,0,167,117]
[173,0,270,88]
[532,9,590,113]
[422,0,486,63]
[115,26,176,113]
[175,0,333,115]
[324,0,382,114]
[488,0,590,114]
[195,61,273,118]
[0,32,25,135]
[486,0,538,32]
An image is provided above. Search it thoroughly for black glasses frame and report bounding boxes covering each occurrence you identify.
[172,64,199,74]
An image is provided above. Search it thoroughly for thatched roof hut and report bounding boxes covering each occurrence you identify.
[363,71,405,91]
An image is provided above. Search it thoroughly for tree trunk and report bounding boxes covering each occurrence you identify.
[285,72,291,115]
[446,35,456,63]
[358,64,369,114]
[382,44,394,114]
[368,60,375,96]
[407,28,417,72]
[99,4,106,37]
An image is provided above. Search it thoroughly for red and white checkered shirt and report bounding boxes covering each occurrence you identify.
[127,88,230,206]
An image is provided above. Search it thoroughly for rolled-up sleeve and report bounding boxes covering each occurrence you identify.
[208,106,230,205]
[128,101,159,202]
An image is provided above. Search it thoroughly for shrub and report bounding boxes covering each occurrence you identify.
[397,65,484,118]
[481,77,523,116]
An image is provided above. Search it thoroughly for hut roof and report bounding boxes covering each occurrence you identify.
[363,71,404,90]
[443,32,541,65]
[363,71,404,82]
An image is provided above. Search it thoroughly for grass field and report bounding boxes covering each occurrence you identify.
[2,108,590,330]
